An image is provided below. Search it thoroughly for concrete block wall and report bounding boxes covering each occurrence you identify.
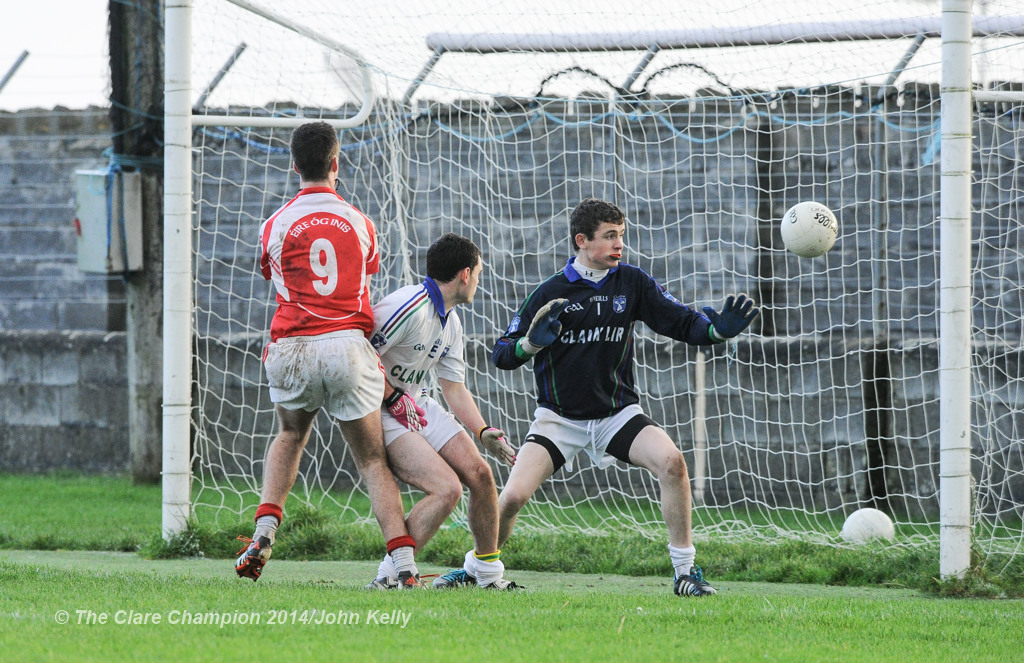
[0,108,125,333]
[0,331,128,472]
[186,96,983,343]
[1,104,1022,519]
[3,101,1021,340]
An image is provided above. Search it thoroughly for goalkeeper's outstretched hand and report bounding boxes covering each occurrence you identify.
[702,294,759,340]
[519,298,568,355]
[479,426,516,466]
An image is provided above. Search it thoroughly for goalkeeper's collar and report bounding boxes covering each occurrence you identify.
[563,257,618,285]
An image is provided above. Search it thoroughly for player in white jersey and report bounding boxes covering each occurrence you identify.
[235,121,420,587]
[365,233,520,591]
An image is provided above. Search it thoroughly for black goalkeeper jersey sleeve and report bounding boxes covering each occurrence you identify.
[492,259,717,419]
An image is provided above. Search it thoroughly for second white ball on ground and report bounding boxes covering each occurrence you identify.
[841,507,896,543]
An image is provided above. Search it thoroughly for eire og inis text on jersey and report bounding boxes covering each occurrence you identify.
[259,187,379,341]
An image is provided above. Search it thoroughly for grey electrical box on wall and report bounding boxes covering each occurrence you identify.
[74,169,143,273]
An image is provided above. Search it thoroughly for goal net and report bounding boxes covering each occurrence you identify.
[181,0,1024,564]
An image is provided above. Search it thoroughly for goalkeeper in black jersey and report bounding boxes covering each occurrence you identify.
[491,198,758,597]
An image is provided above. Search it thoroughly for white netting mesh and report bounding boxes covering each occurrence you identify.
[187,0,1024,558]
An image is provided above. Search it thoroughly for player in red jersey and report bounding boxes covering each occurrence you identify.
[235,121,421,587]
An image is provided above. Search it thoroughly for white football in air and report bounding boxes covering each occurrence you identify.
[841,508,895,544]
[781,201,838,258]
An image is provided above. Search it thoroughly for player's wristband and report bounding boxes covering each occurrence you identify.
[477,426,489,442]
[383,387,405,408]
[708,325,726,343]
[515,337,542,358]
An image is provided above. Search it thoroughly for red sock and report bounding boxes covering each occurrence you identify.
[386,535,416,554]
[255,503,283,525]
[386,536,417,576]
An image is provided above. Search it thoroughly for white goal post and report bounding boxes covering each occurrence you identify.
[163,0,1024,583]
[411,3,1024,579]
[162,0,192,541]
[162,0,379,537]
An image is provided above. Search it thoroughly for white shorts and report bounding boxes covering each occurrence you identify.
[524,404,656,472]
[382,394,464,452]
[263,330,385,421]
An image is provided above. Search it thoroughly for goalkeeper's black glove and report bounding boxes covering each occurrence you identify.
[517,298,568,356]
[702,294,758,341]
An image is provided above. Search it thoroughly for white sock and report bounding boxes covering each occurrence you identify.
[467,549,505,587]
[668,544,696,578]
[377,553,397,580]
[390,545,418,577]
[254,515,279,545]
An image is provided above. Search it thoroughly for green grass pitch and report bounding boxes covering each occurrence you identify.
[2,550,1023,663]
[2,474,1023,661]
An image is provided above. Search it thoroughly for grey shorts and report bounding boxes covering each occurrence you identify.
[523,404,657,472]
[263,330,385,421]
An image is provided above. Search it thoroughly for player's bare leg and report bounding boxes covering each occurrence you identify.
[627,426,692,548]
[337,411,410,542]
[341,410,422,588]
[386,431,463,546]
[260,405,319,506]
[629,426,717,596]
[438,432,497,552]
[366,431,460,589]
[432,431,519,589]
[236,405,317,581]
[496,441,555,549]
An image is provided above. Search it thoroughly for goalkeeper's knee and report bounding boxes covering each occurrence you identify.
[498,486,532,515]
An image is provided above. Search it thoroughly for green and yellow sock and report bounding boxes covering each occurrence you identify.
[473,550,501,564]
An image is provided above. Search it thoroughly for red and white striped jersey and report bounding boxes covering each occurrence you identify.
[259,187,379,341]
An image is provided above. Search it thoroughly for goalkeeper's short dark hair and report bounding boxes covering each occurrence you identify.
[427,233,482,283]
[290,121,339,182]
[569,198,625,252]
